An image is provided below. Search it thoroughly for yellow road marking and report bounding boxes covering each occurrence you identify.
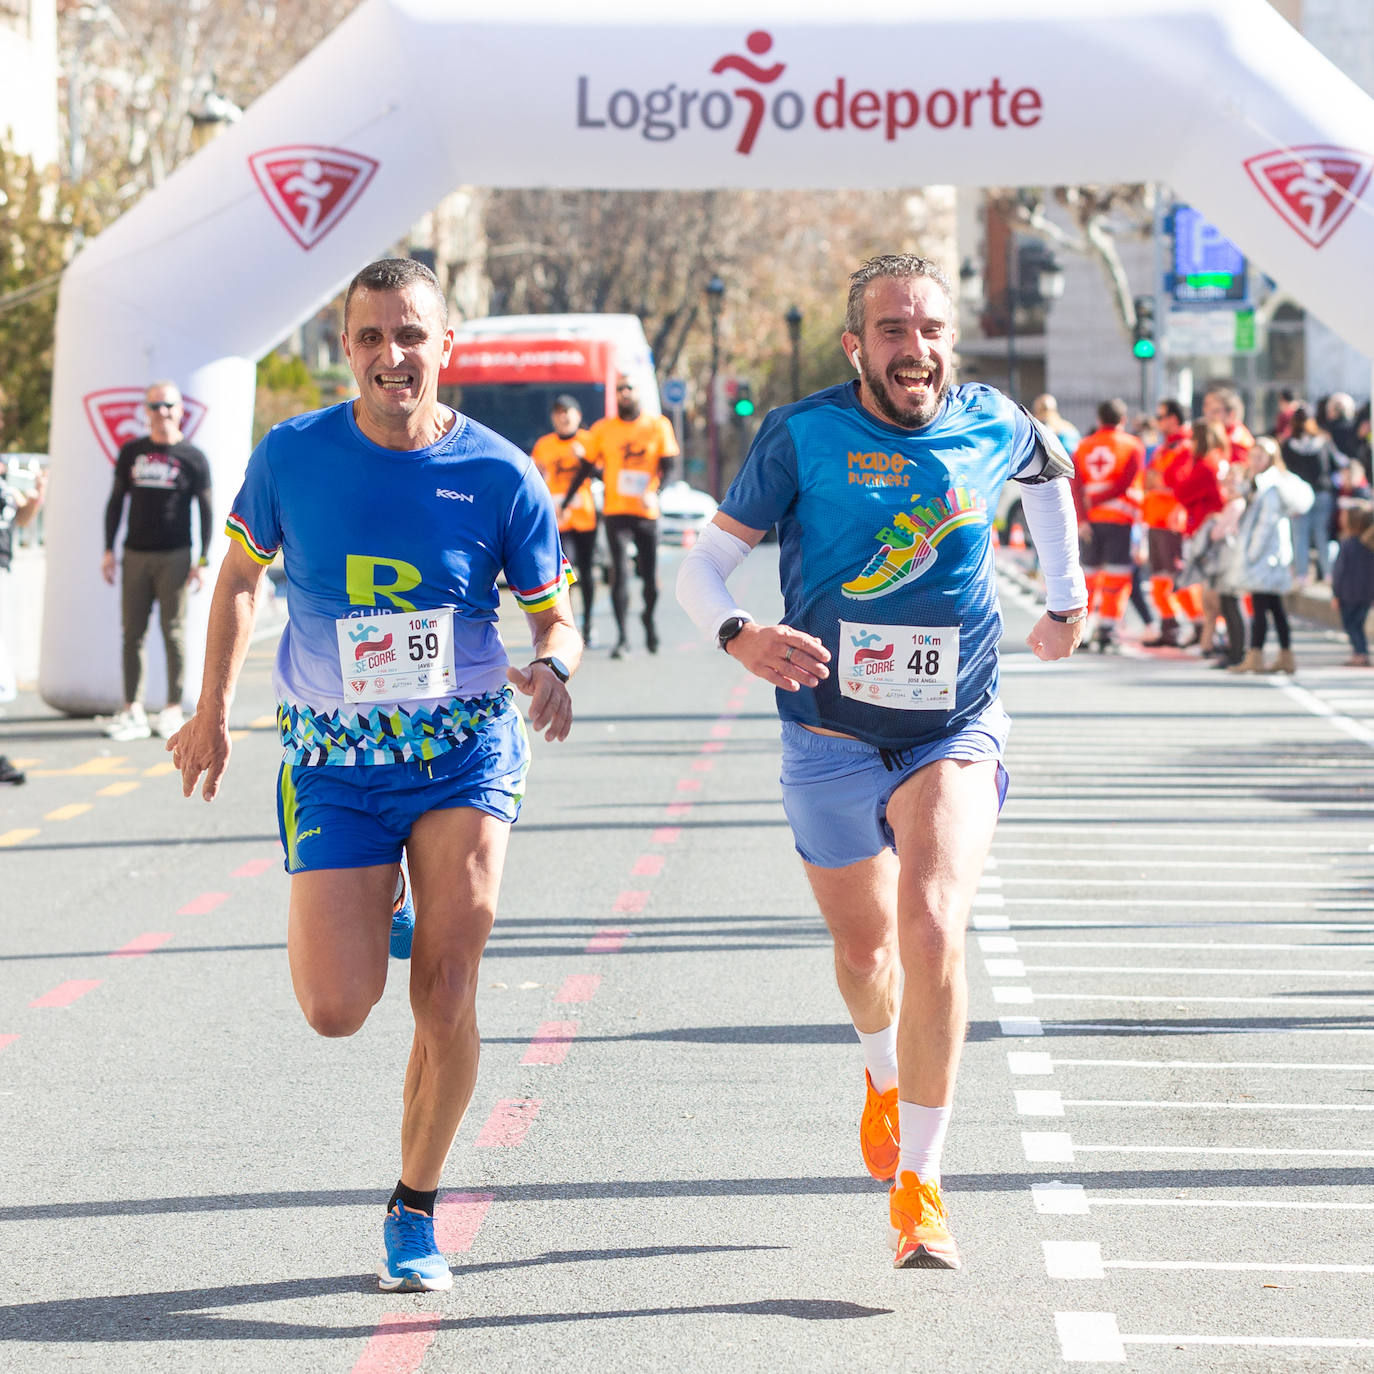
[229,731,249,742]
[96,781,141,798]
[250,714,277,729]
[0,829,40,847]
[142,762,177,777]
[31,757,138,778]
[45,803,93,821]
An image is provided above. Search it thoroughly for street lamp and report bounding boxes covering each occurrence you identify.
[705,275,725,499]
[985,234,1066,402]
[784,304,803,402]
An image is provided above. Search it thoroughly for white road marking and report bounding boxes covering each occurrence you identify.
[1017,939,1374,952]
[1023,1131,1075,1162]
[972,892,1005,908]
[1016,1090,1064,1115]
[1044,1022,1374,1037]
[1049,1057,1374,1072]
[1278,679,1374,749]
[994,857,1340,869]
[1091,1198,1374,1211]
[998,1016,1043,1036]
[977,935,1019,952]
[1023,963,1373,977]
[1045,1240,1104,1279]
[993,986,1035,1004]
[1124,1335,1374,1351]
[1007,1051,1054,1075]
[1059,1098,1374,1112]
[984,958,1026,978]
[1032,1182,1088,1214]
[1004,877,1365,890]
[972,913,1011,930]
[1055,1311,1126,1362]
[1032,992,1374,1007]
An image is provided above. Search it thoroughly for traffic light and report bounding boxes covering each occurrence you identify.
[1132,295,1157,360]
[732,381,755,418]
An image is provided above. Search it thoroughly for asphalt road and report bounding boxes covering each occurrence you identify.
[1,545,1371,1373]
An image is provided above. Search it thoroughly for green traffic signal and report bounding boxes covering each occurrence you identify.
[1132,339,1157,360]
[733,397,755,417]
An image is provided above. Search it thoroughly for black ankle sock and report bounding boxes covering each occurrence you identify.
[387,1181,437,1215]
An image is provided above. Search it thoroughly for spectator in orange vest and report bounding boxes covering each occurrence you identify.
[1071,398,1144,651]
[1140,399,1191,647]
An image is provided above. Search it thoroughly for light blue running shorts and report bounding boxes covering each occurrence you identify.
[778,700,1010,870]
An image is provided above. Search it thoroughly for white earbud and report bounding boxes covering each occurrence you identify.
[850,349,861,369]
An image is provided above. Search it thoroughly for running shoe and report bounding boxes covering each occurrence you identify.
[390,866,415,960]
[378,1200,452,1292]
[889,1171,960,1270]
[0,755,25,785]
[643,614,659,655]
[105,704,151,741]
[859,1070,899,1182]
[154,704,185,739]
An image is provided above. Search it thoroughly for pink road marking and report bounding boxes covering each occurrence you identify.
[652,826,682,844]
[475,1098,541,1147]
[585,929,628,953]
[631,854,664,877]
[691,758,715,773]
[613,891,648,913]
[708,722,733,739]
[664,802,694,820]
[177,892,228,916]
[700,741,725,754]
[110,932,173,959]
[555,974,601,1004]
[30,980,102,1009]
[675,778,701,792]
[521,1020,579,1066]
[350,1312,441,1374]
[231,857,276,879]
[435,1191,493,1252]
[0,1034,18,1053]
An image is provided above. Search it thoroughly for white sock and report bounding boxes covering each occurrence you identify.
[855,1023,899,1094]
[897,1102,952,1186]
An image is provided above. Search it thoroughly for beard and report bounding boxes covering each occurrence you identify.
[858,355,948,430]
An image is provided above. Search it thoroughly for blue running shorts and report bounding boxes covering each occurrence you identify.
[276,705,529,874]
[778,700,1010,870]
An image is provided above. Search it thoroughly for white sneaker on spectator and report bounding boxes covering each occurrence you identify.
[106,704,151,741]
[154,705,185,739]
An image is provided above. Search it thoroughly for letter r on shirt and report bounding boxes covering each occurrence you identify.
[346,554,422,610]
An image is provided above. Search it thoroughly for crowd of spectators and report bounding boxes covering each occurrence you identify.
[1054,385,1373,671]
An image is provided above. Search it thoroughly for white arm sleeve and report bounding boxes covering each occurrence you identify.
[675,523,754,640]
[1017,477,1088,611]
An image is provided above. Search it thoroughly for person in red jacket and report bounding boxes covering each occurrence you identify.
[1072,399,1144,650]
[1140,399,1191,646]
[1164,419,1230,651]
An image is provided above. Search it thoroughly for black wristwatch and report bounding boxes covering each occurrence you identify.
[1046,608,1088,625]
[717,615,751,653]
[532,655,571,683]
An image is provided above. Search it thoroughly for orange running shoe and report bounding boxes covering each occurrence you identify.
[859,1070,899,1181]
[889,1171,960,1270]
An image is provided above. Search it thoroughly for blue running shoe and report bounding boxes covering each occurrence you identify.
[390,866,414,961]
[378,1201,452,1292]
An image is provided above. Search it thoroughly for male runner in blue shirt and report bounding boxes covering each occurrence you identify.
[170,258,581,1292]
[677,254,1086,1269]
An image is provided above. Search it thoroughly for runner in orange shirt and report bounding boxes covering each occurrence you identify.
[573,374,680,658]
[1071,398,1144,651]
[1140,398,1191,646]
[532,396,599,644]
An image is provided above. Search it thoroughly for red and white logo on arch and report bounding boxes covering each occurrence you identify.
[248,145,379,251]
[1244,144,1373,249]
[82,388,208,464]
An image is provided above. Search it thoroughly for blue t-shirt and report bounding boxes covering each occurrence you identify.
[719,381,1037,749]
[227,401,566,765]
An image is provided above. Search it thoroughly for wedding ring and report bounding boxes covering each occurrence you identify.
[784,646,795,663]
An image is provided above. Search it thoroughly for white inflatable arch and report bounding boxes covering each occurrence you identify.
[40,0,1374,713]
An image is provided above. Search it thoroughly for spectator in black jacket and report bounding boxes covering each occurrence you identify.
[101,381,213,742]
[1331,502,1374,667]
[1281,407,1341,583]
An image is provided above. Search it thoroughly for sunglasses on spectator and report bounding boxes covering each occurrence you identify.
[147,401,177,411]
